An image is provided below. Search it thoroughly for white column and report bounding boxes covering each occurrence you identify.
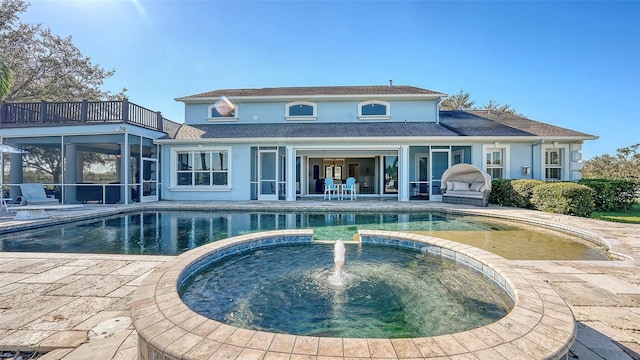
[118,140,129,204]
[286,213,296,229]
[399,145,410,202]
[285,146,296,201]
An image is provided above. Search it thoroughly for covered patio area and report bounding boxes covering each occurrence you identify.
[0,100,174,205]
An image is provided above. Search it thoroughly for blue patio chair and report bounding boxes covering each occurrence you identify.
[343,177,357,200]
[323,178,338,200]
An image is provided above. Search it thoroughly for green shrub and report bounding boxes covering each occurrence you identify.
[530,182,595,217]
[489,178,517,206]
[511,179,545,209]
[578,178,640,211]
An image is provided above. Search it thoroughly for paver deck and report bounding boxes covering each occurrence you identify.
[0,200,638,359]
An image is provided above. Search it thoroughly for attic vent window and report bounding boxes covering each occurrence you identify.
[358,100,390,120]
[286,101,317,120]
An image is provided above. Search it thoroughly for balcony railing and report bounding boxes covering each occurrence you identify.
[0,99,176,133]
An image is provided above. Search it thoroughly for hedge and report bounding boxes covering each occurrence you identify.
[511,179,546,209]
[488,178,517,206]
[578,178,639,211]
[530,182,595,217]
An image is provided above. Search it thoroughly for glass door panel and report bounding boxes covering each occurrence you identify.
[430,150,450,201]
[141,158,158,202]
[259,150,278,200]
[383,155,398,194]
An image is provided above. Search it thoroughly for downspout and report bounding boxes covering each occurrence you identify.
[531,139,544,179]
[436,97,443,124]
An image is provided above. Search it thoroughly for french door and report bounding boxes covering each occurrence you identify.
[140,158,158,202]
[258,150,278,200]
[430,149,450,201]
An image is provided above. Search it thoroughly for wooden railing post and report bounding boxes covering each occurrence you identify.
[122,98,129,123]
[81,100,88,123]
[156,111,163,132]
[40,100,47,123]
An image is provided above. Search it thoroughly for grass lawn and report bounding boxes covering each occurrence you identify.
[591,200,640,224]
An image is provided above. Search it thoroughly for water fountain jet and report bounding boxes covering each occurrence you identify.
[328,240,346,285]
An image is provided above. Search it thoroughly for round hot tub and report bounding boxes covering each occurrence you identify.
[132,230,576,359]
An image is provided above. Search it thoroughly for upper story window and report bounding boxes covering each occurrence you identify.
[286,101,317,120]
[358,100,390,120]
[207,97,237,121]
[176,149,230,187]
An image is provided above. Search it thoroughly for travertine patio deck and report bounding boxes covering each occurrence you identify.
[0,200,638,359]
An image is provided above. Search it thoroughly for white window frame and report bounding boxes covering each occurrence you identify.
[542,144,569,181]
[358,100,390,120]
[482,144,510,179]
[207,99,238,122]
[170,147,232,191]
[285,101,317,121]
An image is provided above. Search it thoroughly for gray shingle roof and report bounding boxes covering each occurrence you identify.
[467,110,595,138]
[178,85,443,99]
[438,111,532,136]
[171,121,457,140]
[165,110,592,141]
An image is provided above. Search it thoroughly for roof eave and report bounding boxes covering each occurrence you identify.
[155,135,598,144]
[174,93,447,104]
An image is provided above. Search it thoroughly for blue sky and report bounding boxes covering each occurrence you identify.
[20,0,640,160]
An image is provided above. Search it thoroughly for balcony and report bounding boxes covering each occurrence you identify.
[0,99,178,134]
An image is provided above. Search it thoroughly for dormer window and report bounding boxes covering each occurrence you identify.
[286,101,317,120]
[207,97,237,122]
[358,100,390,120]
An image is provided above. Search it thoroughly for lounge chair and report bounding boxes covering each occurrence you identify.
[441,164,492,207]
[18,183,59,206]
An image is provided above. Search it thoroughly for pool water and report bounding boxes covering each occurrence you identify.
[0,211,609,260]
[179,243,514,338]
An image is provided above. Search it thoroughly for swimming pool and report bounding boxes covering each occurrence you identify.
[0,210,609,260]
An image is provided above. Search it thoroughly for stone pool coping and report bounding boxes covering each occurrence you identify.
[131,229,576,360]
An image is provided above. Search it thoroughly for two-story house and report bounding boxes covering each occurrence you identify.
[0,84,597,204]
[160,84,596,202]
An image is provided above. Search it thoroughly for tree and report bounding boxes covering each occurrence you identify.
[21,145,114,184]
[480,99,522,116]
[441,90,522,116]
[0,56,10,99]
[0,0,116,101]
[582,143,640,181]
[22,146,62,183]
[441,89,475,110]
[1,0,125,185]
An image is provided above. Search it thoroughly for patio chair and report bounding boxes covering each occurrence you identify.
[18,183,59,206]
[343,177,357,200]
[323,178,338,200]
